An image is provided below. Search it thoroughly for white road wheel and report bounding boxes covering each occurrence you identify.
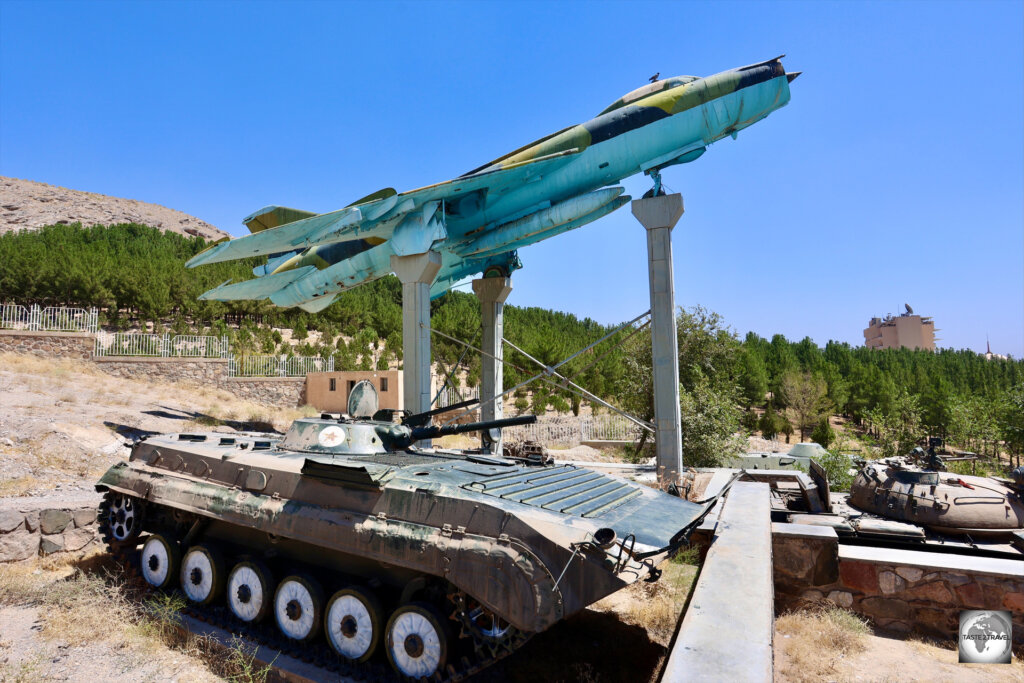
[180,545,224,605]
[140,534,179,589]
[385,603,448,679]
[274,575,324,642]
[325,587,382,662]
[227,561,274,623]
[107,495,141,543]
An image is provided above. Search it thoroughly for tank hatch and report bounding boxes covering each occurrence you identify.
[463,464,642,518]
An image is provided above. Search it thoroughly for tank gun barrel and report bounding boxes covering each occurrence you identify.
[411,414,537,441]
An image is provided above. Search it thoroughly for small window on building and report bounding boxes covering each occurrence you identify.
[348,380,356,393]
[329,378,336,392]
[380,377,388,392]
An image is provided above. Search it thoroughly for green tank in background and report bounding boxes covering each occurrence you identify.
[95,382,708,680]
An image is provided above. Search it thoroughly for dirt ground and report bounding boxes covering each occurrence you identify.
[0,352,317,498]
[774,606,1023,683]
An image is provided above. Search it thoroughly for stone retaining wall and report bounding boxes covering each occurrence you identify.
[773,523,1024,644]
[225,377,306,407]
[0,494,102,562]
[93,355,229,384]
[0,329,93,359]
[1,331,308,408]
[92,356,305,408]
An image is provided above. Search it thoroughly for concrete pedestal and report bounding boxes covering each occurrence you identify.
[472,276,513,453]
[391,251,442,438]
[631,193,684,485]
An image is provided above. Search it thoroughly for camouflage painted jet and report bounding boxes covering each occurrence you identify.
[188,57,798,311]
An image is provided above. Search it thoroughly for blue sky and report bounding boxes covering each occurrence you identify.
[1,0,1021,355]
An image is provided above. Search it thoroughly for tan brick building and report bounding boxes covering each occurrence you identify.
[305,371,402,413]
[863,309,936,351]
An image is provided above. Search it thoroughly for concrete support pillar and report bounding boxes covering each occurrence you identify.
[472,276,513,453]
[391,251,442,434]
[631,193,684,485]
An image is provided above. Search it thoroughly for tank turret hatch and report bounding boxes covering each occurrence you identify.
[347,379,378,418]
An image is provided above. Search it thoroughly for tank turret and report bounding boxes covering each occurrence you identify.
[847,446,1024,537]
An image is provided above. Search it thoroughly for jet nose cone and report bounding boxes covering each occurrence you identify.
[786,71,802,83]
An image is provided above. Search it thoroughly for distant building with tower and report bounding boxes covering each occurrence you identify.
[863,304,937,351]
[983,338,1007,361]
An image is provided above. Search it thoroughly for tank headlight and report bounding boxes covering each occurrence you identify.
[594,527,617,549]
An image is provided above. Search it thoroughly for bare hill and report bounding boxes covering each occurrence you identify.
[0,176,228,239]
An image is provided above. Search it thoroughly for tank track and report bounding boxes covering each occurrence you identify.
[98,494,530,682]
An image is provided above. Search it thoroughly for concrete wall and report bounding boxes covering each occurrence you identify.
[306,371,402,412]
[0,329,93,359]
[0,494,102,562]
[773,523,1024,644]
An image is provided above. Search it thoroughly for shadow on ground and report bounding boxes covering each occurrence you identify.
[478,610,665,683]
[141,406,280,433]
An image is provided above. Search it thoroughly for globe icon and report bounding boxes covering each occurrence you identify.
[959,611,1013,663]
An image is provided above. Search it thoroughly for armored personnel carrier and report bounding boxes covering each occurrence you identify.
[96,384,708,679]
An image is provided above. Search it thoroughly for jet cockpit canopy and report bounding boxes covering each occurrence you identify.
[598,76,699,116]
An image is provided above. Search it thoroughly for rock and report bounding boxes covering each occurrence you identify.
[839,560,878,593]
[0,509,25,533]
[72,508,96,528]
[23,511,39,532]
[895,566,923,583]
[875,618,912,633]
[878,570,905,595]
[916,607,955,636]
[954,581,985,608]
[801,590,824,602]
[827,590,854,608]
[0,531,39,562]
[39,509,72,535]
[62,527,95,552]
[906,580,953,604]
[1002,592,1024,612]
[940,572,971,586]
[860,597,912,621]
[40,534,64,554]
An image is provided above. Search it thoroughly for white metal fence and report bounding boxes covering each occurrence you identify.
[433,384,480,409]
[504,414,643,446]
[229,355,334,377]
[1,303,98,333]
[94,332,230,358]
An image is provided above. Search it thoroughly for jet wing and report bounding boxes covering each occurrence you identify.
[187,148,581,270]
[197,266,317,301]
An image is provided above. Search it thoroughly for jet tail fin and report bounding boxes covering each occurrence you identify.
[297,294,338,313]
[242,189,397,234]
[243,206,318,233]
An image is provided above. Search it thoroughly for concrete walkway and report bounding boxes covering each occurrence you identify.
[661,481,774,682]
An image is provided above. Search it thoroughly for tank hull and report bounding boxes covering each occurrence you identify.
[97,423,705,635]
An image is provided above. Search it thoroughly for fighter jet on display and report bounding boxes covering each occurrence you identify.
[187,56,798,311]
